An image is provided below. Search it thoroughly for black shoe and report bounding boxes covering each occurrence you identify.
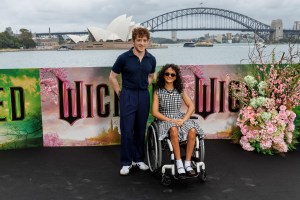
[177,167,187,179]
[185,166,197,177]
[177,173,187,179]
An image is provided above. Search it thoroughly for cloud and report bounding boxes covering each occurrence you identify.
[1,0,299,34]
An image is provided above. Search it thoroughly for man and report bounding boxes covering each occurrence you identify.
[109,27,156,175]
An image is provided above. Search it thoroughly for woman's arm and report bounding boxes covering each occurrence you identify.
[152,90,174,122]
[181,89,195,122]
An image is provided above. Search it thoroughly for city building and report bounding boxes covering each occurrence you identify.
[35,38,59,49]
[293,21,300,30]
[215,34,223,43]
[204,33,210,40]
[226,32,232,43]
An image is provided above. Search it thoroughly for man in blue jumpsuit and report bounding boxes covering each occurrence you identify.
[109,27,156,175]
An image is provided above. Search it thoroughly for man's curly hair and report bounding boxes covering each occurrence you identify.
[132,27,150,41]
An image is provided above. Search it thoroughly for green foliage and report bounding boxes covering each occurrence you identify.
[293,106,300,145]
[293,106,300,128]
[230,127,242,144]
[0,136,42,150]
[0,31,21,49]
[19,28,36,49]
[0,28,37,49]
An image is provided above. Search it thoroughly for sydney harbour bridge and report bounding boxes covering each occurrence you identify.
[35,7,300,41]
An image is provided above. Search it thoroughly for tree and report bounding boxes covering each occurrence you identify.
[0,31,21,49]
[19,28,36,49]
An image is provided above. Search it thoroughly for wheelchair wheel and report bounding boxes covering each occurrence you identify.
[200,169,207,182]
[193,137,205,162]
[191,137,205,168]
[161,174,172,186]
[146,123,162,172]
[198,138,205,162]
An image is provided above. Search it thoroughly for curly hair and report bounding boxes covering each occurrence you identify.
[155,64,183,93]
[132,27,150,41]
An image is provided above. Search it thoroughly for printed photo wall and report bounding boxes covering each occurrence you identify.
[177,65,251,139]
[41,65,253,147]
[40,67,120,147]
[0,65,254,149]
[0,69,43,150]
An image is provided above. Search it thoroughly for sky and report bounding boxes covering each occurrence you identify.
[1,0,299,38]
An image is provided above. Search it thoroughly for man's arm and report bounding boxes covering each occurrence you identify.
[148,73,154,86]
[109,71,121,97]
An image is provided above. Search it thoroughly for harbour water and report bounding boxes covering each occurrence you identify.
[0,43,294,69]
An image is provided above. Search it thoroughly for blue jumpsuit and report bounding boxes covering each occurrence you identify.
[112,47,156,166]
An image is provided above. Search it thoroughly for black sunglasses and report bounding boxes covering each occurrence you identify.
[164,72,176,77]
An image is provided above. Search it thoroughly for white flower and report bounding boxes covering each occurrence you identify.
[261,112,272,122]
[244,75,258,88]
[258,81,267,95]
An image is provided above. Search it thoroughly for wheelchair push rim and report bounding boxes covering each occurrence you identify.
[146,123,162,172]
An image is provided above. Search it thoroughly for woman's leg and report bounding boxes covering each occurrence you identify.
[169,126,181,160]
[185,128,196,161]
[170,126,185,174]
[185,128,197,176]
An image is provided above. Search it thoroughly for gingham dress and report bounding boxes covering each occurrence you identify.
[156,88,204,141]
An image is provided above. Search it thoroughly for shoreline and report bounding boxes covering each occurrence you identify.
[0,42,292,53]
[0,45,168,52]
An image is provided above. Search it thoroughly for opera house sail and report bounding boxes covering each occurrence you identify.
[64,14,163,50]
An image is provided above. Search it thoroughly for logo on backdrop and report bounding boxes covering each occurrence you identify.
[57,79,119,125]
[0,87,25,121]
[56,75,240,126]
[0,66,250,148]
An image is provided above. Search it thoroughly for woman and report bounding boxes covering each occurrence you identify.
[152,64,204,177]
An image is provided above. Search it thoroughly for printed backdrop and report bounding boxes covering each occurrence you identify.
[0,65,253,149]
[0,69,43,150]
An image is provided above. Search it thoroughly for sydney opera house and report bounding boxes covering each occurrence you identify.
[66,15,162,50]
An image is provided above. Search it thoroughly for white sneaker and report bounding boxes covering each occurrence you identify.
[120,165,132,175]
[132,162,149,171]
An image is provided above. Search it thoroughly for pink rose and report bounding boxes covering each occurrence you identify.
[279,105,286,111]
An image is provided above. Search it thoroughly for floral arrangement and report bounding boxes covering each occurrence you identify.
[230,63,300,154]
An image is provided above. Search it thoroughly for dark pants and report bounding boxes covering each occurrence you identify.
[119,88,150,166]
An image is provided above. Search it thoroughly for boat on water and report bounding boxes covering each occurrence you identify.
[195,41,213,47]
[183,42,195,47]
[57,46,70,51]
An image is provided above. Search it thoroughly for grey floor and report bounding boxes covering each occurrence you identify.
[0,140,299,200]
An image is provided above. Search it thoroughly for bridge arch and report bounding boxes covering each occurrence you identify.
[141,7,273,40]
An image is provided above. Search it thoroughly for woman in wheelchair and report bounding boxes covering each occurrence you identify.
[152,64,204,178]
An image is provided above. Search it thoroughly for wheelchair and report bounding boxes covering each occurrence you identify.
[146,118,207,186]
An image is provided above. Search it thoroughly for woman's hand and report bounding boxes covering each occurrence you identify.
[171,118,185,126]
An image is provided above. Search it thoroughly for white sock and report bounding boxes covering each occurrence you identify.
[185,160,193,171]
[176,159,185,174]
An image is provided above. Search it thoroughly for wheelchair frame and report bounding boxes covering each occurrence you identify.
[146,121,207,186]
